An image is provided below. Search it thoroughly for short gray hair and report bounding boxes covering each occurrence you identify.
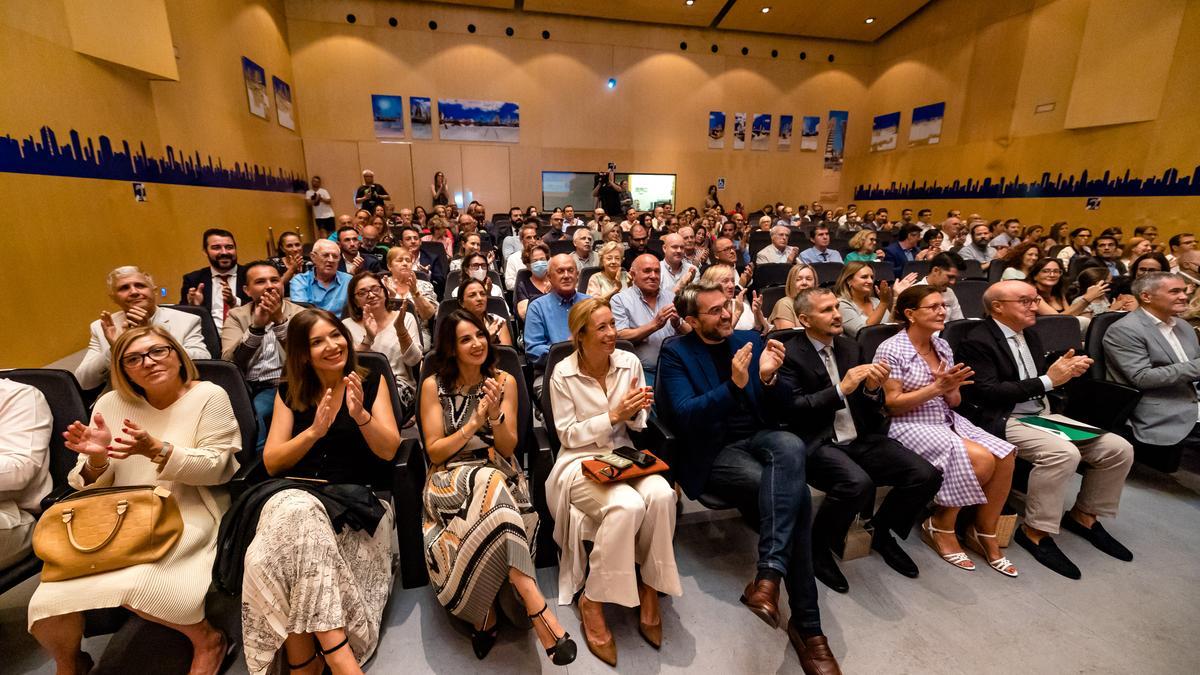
[1132,271,1181,297]
[675,280,724,318]
[106,266,155,293]
[793,287,835,317]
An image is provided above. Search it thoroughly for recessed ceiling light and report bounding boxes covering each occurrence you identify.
[865,17,876,24]
[685,0,694,5]
[761,6,771,13]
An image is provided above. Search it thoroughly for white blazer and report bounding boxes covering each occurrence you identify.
[75,306,210,390]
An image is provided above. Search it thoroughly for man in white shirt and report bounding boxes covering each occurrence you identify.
[562,205,585,230]
[650,205,666,231]
[916,208,934,233]
[659,233,697,295]
[938,216,963,251]
[305,175,335,236]
[0,379,53,568]
[619,207,639,233]
[570,228,599,272]
[504,224,541,288]
[587,207,606,231]
[757,225,800,264]
[78,267,210,390]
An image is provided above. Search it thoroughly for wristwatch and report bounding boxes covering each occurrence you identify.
[487,411,505,426]
[154,441,174,464]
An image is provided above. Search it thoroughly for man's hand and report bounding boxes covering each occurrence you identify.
[731,342,753,389]
[100,311,120,344]
[219,279,235,307]
[653,304,677,329]
[839,364,875,396]
[759,339,786,384]
[124,305,149,328]
[680,266,697,287]
[186,283,205,306]
[786,246,799,263]
[251,288,282,328]
[1046,348,1093,387]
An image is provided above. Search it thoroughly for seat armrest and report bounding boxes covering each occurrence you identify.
[229,455,267,500]
[393,438,429,588]
[1062,379,1141,432]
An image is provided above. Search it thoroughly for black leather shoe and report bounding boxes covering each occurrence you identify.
[1015,527,1081,579]
[1061,515,1133,561]
[813,551,849,593]
[871,533,919,578]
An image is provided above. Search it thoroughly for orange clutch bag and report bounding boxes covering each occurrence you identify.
[581,450,668,484]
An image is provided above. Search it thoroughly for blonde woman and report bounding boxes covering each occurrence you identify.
[586,242,630,298]
[383,245,437,348]
[768,263,817,329]
[844,230,881,263]
[834,261,916,338]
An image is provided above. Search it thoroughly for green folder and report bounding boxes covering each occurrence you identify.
[1017,416,1102,442]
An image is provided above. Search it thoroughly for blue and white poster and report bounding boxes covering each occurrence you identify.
[708,111,726,149]
[823,110,848,171]
[909,102,945,146]
[801,115,820,152]
[371,95,405,139]
[242,57,269,119]
[733,112,746,149]
[778,115,794,149]
[273,76,294,130]
[751,114,772,150]
[871,111,901,152]
[438,99,520,143]
[410,96,432,139]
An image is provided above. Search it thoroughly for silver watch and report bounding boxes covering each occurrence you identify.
[155,441,173,463]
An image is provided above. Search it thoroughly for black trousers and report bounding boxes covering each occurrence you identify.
[805,435,942,554]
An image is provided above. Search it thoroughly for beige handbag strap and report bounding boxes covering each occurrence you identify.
[63,499,129,553]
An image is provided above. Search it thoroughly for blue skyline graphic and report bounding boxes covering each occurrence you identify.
[0,126,305,192]
[854,167,1200,200]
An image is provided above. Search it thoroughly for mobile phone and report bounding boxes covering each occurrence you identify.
[385,297,405,311]
[595,453,632,470]
[614,446,654,468]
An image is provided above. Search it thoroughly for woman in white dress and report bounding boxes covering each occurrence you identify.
[30,326,240,675]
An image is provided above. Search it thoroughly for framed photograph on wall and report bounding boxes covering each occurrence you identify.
[372,94,405,139]
[871,112,901,152]
[800,116,820,151]
[242,57,269,119]
[909,102,945,146]
[733,112,746,149]
[273,76,295,130]
[751,114,771,150]
[438,99,520,143]
[708,111,726,149]
[778,115,793,149]
[410,96,433,139]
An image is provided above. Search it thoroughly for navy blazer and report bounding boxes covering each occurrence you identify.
[882,241,915,278]
[179,265,250,310]
[956,319,1049,438]
[656,330,768,499]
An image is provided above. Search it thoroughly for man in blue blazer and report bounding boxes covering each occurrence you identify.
[882,224,923,278]
[657,280,840,674]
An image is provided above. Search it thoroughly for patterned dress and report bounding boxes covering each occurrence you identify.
[874,330,1015,507]
[422,378,538,626]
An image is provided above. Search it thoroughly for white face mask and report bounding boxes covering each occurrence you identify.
[468,268,487,282]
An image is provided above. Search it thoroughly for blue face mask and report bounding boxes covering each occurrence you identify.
[531,260,550,277]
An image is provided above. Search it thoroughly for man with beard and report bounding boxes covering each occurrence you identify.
[78,266,209,390]
[336,226,383,274]
[181,228,250,330]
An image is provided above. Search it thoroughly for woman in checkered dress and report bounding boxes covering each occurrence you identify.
[874,286,1019,578]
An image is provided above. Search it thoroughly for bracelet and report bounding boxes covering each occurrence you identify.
[357,414,373,427]
[459,426,471,440]
[87,457,110,471]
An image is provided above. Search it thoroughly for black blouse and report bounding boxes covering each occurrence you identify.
[280,376,387,485]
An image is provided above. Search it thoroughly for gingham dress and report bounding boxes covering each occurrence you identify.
[874,330,1014,507]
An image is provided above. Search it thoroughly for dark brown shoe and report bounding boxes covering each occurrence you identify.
[739,578,781,629]
[786,624,842,675]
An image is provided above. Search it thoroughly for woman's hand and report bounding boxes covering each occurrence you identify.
[361,311,379,342]
[932,362,974,394]
[64,413,113,461]
[1110,293,1138,311]
[877,279,894,306]
[108,419,163,460]
[1083,280,1110,304]
[311,388,339,436]
[344,373,369,425]
[471,377,503,426]
[609,384,653,424]
[893,273,919,298]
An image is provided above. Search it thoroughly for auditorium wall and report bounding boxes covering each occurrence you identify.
[843,0,1200,234]
[0,0,309,366]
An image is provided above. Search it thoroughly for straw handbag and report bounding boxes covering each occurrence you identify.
[33,485,183,582]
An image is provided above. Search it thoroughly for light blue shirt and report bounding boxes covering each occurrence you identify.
[610,285,678,372]
[525,291,588,364]
[289,270,353,317]
[799,247,843,264]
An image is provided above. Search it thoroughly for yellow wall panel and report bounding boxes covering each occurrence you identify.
[63,0,179,80]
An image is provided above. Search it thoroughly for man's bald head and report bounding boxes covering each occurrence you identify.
[630,254,662,294]
[984,279,1040,329]
[549,253,578,296]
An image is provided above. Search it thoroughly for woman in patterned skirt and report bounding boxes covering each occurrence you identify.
[419,310,576,665]
[874,286,1019,578]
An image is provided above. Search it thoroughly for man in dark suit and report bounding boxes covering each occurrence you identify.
[882,224,922,278]
[761,288,942,592]
[657,280,840,674]
[180,227,250,331]
[335,226,382,275]
[958,280,1134,578]
[1093,234,1128,278]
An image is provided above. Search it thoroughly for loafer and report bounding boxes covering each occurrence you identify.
[1061,514,1133,561]
[872,533,919,578]
[813,551,849,593]
[786,623,843,675]
[740,578,781,629]
[1015,527,1081,579]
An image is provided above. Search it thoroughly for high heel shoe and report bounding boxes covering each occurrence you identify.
[919,518,975,571]
[471,607,499,660]
[530,602,577,666]
[577,595,617,666]
[965,527,1019,577]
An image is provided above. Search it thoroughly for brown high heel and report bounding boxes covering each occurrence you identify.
[637,582,662,649]
[578,594,617,667]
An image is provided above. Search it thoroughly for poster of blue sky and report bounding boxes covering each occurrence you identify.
[823,111,848,170]
[778,115,793,149]
[708,111,726,149]
[242,57,268,119]
[410,96,432,139]
[800,115,820,151]
[371,95,404,139]
[871,111,901,152]
[438,99,520,143]
[751,114,771,150]
[272,76,294,130]
[909,101,945,146]
[733,112,746,149]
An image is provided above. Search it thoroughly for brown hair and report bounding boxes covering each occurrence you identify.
[109,325,198,402]
[283,308,366,410]
[343,269,388,322]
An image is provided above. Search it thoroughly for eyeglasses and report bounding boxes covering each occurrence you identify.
[996,297,1040,308]
[699,305,731,317]
[916,303,950,312]
[120,345,174,369]
[1039,268,1063,276]
[467,263,488,270]
[354,286,384,298]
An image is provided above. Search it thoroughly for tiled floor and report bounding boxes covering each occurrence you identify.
[3,456,1198,674]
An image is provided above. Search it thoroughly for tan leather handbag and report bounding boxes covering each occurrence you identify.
[33,485,183,582]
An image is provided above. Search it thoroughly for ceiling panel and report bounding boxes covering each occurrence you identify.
[718,0,932,41]
[430,0,516,8]
[521,0,722,28]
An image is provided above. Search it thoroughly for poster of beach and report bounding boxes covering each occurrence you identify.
[708,111,726,149]
[800,116,820,151]
[371,95,405,138]
[273,76,294,130]
[438,99,520,142]
[751,114,772,150]
[871,111,901,152]
[909,102,945,146]
[410,96,433,139]
[242,57,269,119]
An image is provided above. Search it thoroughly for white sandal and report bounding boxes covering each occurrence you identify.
[966,527,1019,577]
[920,518,975,571]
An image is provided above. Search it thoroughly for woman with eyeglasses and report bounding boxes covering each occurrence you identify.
[453,253,504,300]
[342,270,421,422]
[383,246,437,348]
[845,230,882,262]
[31,326,240,675]
[1029,257,1070,315]
[586,242,630,299]
[875,286,1018,578]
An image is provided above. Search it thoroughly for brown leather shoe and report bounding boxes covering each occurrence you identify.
[786,624,842,675]
[739,578,781,629]
[578,595,617,667]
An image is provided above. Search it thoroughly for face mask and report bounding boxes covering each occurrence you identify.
[531,260,549,277]
[468,268,487,282]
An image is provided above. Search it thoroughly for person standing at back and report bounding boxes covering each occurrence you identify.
[305,176,335,236]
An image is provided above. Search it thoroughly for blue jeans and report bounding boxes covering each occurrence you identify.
[251,386,276,453]
[706,429,819,631]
